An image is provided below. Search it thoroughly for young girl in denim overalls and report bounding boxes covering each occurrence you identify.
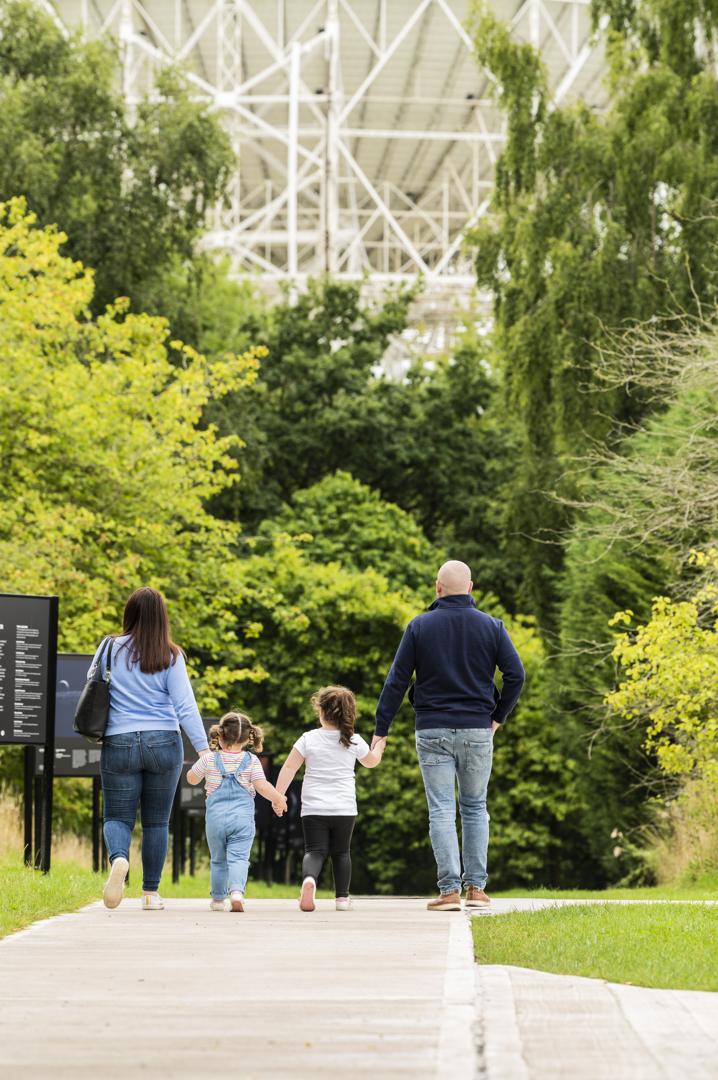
[187,712,286,911]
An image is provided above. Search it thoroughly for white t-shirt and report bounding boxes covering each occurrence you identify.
[293,728,371,816]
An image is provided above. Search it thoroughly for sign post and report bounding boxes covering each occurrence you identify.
[0,593,58,872]
[23,745,34,866]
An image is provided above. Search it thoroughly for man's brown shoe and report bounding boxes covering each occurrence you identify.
[465,887,490,908]
[427,891,462,911]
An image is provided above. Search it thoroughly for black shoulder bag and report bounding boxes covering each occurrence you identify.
[74,637,113,742]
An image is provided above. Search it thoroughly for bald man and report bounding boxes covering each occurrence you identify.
[373,560,525,910]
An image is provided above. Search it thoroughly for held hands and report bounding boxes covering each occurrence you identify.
[371,735,387,754]
[272,793,288,817]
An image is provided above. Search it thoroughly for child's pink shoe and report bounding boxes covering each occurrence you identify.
[299,877,316,912]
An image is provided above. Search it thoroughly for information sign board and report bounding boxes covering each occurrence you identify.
[0,594,58,745]
[35,654,101,777]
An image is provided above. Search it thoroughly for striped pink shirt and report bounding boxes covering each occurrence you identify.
[188,750,265,797]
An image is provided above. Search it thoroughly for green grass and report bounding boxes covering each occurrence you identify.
[494,872,718,902]
[0,857,329,940]
[473,902,718,990]
[0,859,101,939]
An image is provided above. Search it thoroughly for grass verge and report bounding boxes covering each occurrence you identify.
[473,902,718,990]
[0,858,329,940]
[494,871,718,901]
[0,860,101,939]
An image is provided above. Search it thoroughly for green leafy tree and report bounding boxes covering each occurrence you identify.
[606,548,718,879]
[467,0,718,628]
[0,0,232,312]
[261,471,443,594]
[556,312,718,879]
[0,198,264,706]
[206,277,518,604]
[608,549,718,786]
[207,276,415,525]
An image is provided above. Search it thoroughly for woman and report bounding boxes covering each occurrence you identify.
[89,587,210,910]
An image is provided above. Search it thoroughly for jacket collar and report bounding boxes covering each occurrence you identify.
[428,594,477,611]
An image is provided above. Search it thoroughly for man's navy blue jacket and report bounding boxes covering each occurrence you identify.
[374,594,525,736]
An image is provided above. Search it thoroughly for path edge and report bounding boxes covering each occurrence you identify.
[436,912,478,1079]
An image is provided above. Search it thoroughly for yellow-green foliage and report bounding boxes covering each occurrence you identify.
[0,197,266,705]
[607,550,718,784]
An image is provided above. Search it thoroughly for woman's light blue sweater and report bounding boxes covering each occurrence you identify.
[88,635,209,752]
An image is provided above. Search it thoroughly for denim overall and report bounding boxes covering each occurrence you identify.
[205,751,256,900]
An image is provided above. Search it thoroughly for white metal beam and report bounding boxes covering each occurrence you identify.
[40,0,603,341]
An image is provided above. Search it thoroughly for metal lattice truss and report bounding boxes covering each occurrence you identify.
[50,0,606,319]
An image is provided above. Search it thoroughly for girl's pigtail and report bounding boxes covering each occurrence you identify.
[246,722,264,752]
[208,723,222,752]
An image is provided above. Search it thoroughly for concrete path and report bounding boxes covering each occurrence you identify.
[0,898,476,1079]
[473,899,718,1080]
[477,965,718,1080]
[3,896,717,1079]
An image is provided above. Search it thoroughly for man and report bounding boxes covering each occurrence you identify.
[372,560,525,910]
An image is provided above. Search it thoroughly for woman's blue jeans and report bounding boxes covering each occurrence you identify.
[416,727,493,895]
[100,730,183,892]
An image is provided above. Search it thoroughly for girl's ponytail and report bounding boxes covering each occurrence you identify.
[311,686,356,748]
[208,723,222,751]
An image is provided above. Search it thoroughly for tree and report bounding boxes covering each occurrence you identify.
[207,276,416,526]
[0,0,232,313]
[261,471,443,594]
[606,549,718,880]
[608,549,718,786]
[206,277,519,605]
[0,197,264,707]
[467,0,718,629]
[557,309,718,879]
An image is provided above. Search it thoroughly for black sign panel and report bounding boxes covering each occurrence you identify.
[36,743,102,778]
[34,652,101,777]
[0,594,57,745]
[180,721,214,813]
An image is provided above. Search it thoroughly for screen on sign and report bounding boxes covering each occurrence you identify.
[35,654,101,777]
[56,654,94,742]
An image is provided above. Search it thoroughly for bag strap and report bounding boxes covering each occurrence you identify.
[92,637,112,682]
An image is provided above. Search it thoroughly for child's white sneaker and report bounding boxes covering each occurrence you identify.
[335,896,352,911]
[210,899,230,912]
[102,856,129,909]
[230,891,244,912]
[299,876,316,912]
[141,892,164,910]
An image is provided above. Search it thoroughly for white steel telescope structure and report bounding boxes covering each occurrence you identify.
[47,0,605,321]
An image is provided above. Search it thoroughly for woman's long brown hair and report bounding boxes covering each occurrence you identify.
[311,686,356,748]
[119,587,183,674]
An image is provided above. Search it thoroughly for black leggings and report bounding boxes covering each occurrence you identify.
[302,815,356,897]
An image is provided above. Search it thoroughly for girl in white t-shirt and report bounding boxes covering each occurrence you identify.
[276,685,385,911]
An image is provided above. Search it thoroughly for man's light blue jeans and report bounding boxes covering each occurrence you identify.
[416,727,493,894]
